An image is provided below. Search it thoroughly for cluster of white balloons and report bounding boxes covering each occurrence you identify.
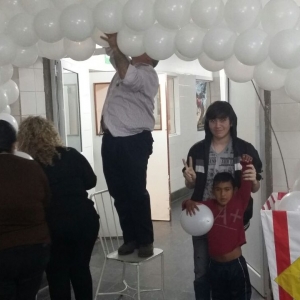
[1,0,300,100]
[101,0,300,102]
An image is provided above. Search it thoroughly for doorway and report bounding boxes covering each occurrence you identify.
[89,72,171,221]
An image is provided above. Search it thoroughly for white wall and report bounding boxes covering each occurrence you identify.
[11,58,46,123]
[271,88,300,192]
[169,75,205,192]
[169,72,222,193]
[61,59,95,169]
[229,80,266,295]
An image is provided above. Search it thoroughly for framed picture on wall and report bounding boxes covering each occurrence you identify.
[154,87,162,130]
[196,79,210,131]
[94,82,110,135]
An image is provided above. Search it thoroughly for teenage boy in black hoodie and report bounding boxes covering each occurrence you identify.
[182,101,262,300]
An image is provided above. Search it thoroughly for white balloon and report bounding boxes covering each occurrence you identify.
[0,0,24,19]
[0,80,19,105]
[198,52,224,72]
[82,0,102,9]
[1,105,11,114]
[269,29,300,70]
[38,39,66,60]
[60,4,94,42]
[277,191,300,211]
[7,13,38,47]
[0,35,17,66]
[285,68,300,102]
[203,27,237,61]
[0,90,8,112]
[191,0,224,30]
[12,45,38,68]
[254,58,288,91]
[117,28,145,57]
[224,55,254,83]
[154,0,191,30]
[175,51,197,61]
[52,0,80,10]
[0,64,13,85]
[123,0,155,32]
[144,24,176,60]
[261,0,300,36]
[64,38,95,61]
[14,150,33,159]
[234,29,270,66]
[175,23,206,59]
[94,0,123,34]
[224,0,261,34]
[180,204,214,236]
[91,27,109,47]
[0,113,18,131]
[34,8,62,43]
[295,11,300,31]
[0,11,8,34]
[21,0,51,15]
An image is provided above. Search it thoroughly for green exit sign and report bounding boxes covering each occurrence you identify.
[105,55,111,64]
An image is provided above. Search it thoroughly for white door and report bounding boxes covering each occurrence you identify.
[89,71,171,221]
[55,59,94,169]
[147,74,170,221]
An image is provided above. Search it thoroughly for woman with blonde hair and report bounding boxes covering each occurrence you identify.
[18,116,99,300]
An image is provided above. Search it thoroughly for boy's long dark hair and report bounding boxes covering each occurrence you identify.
[204,101,238,139]
[213,172,236,188]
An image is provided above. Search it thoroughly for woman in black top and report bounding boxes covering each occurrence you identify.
[18,116,99,300]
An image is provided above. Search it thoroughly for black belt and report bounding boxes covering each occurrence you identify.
[103,129,111,135]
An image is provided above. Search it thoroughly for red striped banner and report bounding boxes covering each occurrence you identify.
[273,211,293,300]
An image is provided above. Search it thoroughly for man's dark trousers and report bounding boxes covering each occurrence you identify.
[102,130,154,245]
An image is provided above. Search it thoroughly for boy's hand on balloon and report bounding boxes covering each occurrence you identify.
[184,199,200,216]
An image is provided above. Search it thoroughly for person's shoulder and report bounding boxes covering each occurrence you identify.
[136,64,158,77]
[189,140,206,152]
[63,147,87,162]
[11,155,45,174]
[235,137,257,151]
[58,146,78,156]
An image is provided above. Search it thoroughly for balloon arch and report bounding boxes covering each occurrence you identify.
[1,0,300,115]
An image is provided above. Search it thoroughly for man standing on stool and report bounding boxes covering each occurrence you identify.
[100,33,159,258]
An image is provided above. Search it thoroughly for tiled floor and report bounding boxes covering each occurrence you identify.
[37,198,265,300]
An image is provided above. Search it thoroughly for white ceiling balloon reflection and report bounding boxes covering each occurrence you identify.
[1,0,300,118]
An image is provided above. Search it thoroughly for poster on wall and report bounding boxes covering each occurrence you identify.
[196,79,209,131]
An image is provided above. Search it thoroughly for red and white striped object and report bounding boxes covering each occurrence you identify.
[261,192,300,300]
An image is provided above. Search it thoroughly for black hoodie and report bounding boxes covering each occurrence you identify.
[184,110,262,228]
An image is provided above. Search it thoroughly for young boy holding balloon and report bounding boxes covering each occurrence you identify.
[182,154,253,300]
